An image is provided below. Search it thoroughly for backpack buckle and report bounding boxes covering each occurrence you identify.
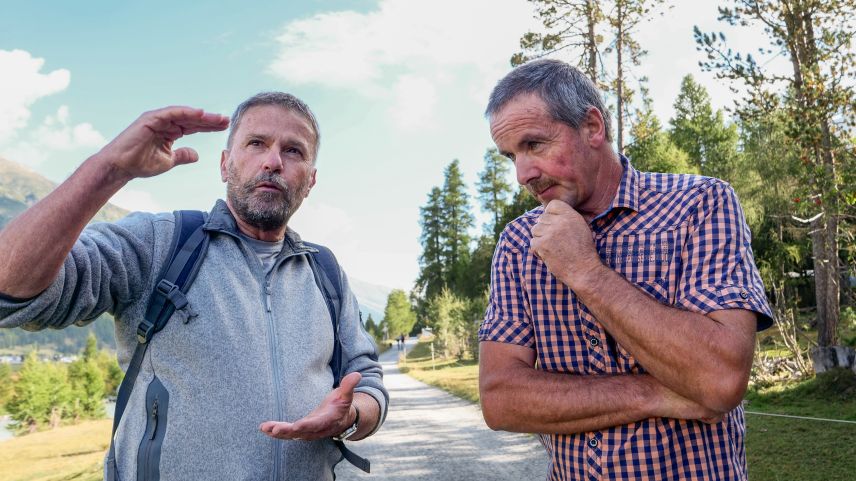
[136,280,189,344]
[156,279,188,310]
[136,319,155,344]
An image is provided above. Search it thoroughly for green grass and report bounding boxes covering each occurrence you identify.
[400,341,856,481]
[0,419,110,481]
[399,340,480,403]
[745,369,856,481]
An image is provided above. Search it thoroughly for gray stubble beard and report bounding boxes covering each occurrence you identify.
[226,165,306,232]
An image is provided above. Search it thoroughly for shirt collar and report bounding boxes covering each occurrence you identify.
[605,154,640,214]
[205,199,308,250]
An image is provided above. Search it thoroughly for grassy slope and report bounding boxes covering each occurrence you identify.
[0,419,110,481]
[401,341,856,481]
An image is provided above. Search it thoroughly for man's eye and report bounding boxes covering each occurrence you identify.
[527,141,541,150]
[284,147,303,157]
[248,139,263,147]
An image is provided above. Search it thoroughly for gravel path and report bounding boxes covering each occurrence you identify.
[335,339,548,480]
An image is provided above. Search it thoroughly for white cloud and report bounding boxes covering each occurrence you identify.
[0,49,70,145]
[0,50,106,168]
[1,105,106,167]
[289,201,355,240]
[109,187,162,213]
[37,106,105,150]
[388,75,438,130]
[268,0,537,127]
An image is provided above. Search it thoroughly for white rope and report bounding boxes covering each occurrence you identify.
[745,410,856,425]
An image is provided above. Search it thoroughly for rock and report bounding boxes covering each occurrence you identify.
[810,346,856,373]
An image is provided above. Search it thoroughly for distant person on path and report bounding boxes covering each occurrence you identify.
[0,92,387,480]
[478,59,772,480]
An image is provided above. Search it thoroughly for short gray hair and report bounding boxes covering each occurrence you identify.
[227,92,321,161]
[485,59,612,142]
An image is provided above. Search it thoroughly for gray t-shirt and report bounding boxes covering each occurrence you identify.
[238,233,284,274]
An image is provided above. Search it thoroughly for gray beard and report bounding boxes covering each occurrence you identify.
[227,171,297,232]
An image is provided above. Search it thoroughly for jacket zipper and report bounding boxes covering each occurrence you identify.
[143,397,159,480]
[264,273,283,481]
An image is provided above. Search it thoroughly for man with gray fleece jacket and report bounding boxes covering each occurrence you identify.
[0,92,388,480]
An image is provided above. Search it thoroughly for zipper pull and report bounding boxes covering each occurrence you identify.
[265,282,272,312]
[149,399,159,440]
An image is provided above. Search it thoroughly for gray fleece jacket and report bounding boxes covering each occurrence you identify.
[0,200,388,481]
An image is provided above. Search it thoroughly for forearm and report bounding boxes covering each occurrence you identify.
[479,342,664,434]
[0,154,130,298]
[571,266,754,412]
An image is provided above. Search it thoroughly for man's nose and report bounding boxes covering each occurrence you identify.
[515,155,539,186]
[261,149,283,172]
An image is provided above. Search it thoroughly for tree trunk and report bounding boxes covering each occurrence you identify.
[586,0,598,83]
[616,1,624,153]
[814,212,840,347]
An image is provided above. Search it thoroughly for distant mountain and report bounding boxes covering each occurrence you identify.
[348,277,395,324]
[0,156,128,228]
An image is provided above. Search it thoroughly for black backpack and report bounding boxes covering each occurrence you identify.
[106,210,370,480]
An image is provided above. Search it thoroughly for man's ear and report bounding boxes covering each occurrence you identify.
[304,168,317,198]
[582,107,607,148]
[220,150,229,182]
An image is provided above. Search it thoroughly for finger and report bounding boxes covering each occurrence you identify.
[146,107,229,134]
[337,372,362,400]
[173,147,199,166]
[260,421,296,438]
[544,199,573,214]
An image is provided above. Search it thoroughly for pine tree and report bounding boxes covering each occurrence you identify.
[364,313,379,339]
[416,187,446,300]
[604,0,668,152]
[440,160,475,293]
[626,99,697,174]
[514,0,668,153]
[669,75,741,180]
[476,148,514,241]
[512,0,605,84]
[67,334,105,419]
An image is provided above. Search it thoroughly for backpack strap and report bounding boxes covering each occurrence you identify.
[106,210,209,481]
[305,242,343,386]
[304,241,371,474]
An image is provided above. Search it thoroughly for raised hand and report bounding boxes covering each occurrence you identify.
[530,199,603,289]
[259,372,362,441]
[95,106,229,181]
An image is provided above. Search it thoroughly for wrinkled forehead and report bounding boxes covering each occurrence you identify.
[489,93,552,138]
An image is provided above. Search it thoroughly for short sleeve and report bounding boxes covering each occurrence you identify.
[676,181,773,330]
[479,235,535,347]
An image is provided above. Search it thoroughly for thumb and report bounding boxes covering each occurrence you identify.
[337,372,362,400]
[173,147,199,166]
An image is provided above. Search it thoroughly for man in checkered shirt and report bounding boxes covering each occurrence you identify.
[478,59,773,480]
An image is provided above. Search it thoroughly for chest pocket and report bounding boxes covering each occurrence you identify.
[598,227,680,304]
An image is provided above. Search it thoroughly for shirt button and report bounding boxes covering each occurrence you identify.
[588,438,598,448]
[589,337,600,347]
[740,290,749,299]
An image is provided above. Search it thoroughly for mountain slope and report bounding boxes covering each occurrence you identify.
[0,156,128,228]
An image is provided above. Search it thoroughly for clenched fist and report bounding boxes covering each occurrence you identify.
[530,200,604,289]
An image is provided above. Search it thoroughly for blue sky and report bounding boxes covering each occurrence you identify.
[0,0,777,291]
